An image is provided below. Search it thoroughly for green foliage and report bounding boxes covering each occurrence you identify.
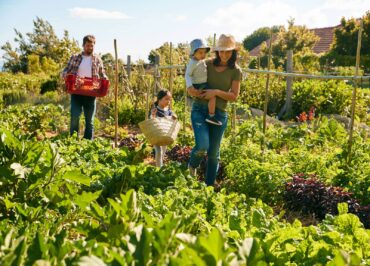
[239,73,369,122]
[243,26,280,51]
[261,19,320,70]
[0,72,51,93]
[0,104,369,264]
[332,11,370,56]
[322,11,370,72]
[111,97,146,125]
[1,17,80,73]
[1,90,28,106]
[221,118,370,206]
[292,79,370,121]
[27,54,42,74]
[0,104,69,137]
[148,42,189,65]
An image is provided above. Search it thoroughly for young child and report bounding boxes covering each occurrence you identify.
[150,90,177,167]
[185,39,221,126]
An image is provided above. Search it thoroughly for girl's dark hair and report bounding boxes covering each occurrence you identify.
[213,50,238,69]
[154,90,171,106]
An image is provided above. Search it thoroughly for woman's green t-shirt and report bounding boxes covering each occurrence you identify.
[193,59,242,112]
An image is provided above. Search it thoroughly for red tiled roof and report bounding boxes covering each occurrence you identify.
[249,25,340,56]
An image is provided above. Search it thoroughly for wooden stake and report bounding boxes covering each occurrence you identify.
[153,55,160,98]
[184,64,187,132]
[278,50,293,119]
[146,78,150,120]
[114,39,119,148]
[169,42,174,108]
[231,103,236,134]
[348,19,363,163]
[263,30,273,135]
[262,30,273,153]
[127,55,131,79]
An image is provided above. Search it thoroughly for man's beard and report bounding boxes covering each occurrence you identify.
[84,50,93,55]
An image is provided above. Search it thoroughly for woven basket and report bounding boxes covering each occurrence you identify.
[139,117,181,146]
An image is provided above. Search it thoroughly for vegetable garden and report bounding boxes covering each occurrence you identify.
[0,15,369,266]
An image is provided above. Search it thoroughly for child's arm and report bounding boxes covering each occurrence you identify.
[150,106,157,119]
[185,60,196,89]
[167,109,177,120]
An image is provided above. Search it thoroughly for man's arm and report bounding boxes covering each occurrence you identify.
[61,55,74,79]
[98,57,108,79]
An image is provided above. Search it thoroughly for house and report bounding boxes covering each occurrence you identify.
[249,25,340,56]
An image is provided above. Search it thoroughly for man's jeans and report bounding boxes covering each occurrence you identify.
[188,102,228,185]
[70,94,96,140]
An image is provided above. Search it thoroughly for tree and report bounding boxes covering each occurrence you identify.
[261,19,319,69]
[1,17,80,73]
[331,11,370,56]
[148,42,189,66]
[27,54,42,73]
[243,26,280,51]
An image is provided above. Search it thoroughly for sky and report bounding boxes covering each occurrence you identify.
[0,0,369,63]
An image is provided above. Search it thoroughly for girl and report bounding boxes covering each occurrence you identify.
[150,90,177,167]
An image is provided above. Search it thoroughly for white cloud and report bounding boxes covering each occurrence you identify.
[69,7,132,20]
[203,0,369,40]
[174,15,187,22]
[297,0,369,27]
[203,1,297,39]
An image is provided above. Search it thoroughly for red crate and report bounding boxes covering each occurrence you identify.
[65,74,110,97]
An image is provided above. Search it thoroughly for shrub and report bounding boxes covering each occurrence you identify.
[284,174,369,228]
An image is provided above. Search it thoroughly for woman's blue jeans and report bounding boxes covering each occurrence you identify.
[70,94,96,140]
[188,102,228,186]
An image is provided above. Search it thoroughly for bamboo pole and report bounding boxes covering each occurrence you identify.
[347,19,363,163]
[169,42,174,108]
[213,33,216,48]
[263,30,274,135]
[231,104,236,134]
[184,64,187,132]
[145,78,150,120]
[114,39,119,148]
[153,55,160,98]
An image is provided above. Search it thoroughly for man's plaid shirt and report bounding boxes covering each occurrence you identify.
[62,53,107,79]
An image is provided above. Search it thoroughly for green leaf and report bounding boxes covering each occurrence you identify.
[133,226,152,266]
[198,228,225,263]
[28,232,47,263]
[238,238,261,264]
[63,170,90,187]
[78,255,106,266]
[74,191,101,210]
[10,162,30,179]
[32,260,51,266]
[337,202,348,215]
[3,197,16,210]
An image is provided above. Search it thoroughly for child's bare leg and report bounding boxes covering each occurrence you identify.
[208,96,216,115]
[206,96,222,125]
[154,145,163,167]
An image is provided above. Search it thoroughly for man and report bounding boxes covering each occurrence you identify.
[62,35,107,140]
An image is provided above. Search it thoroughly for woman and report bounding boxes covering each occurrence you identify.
[187,34,242,186]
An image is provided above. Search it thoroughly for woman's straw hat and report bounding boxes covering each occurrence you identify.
[213,34,240,52]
